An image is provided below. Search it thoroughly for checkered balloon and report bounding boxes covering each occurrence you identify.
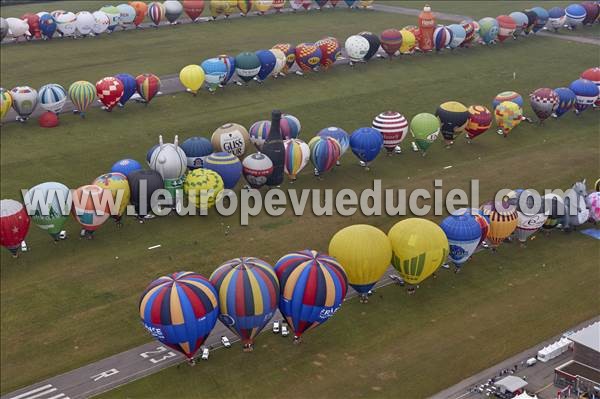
[95,77,124,110]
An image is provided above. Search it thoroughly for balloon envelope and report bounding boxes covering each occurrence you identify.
[318,127,349,155]
[114,73,137,105]
[410,113,440,153]
[309,136,341,174]
[529,88,559,121]
[0,200,30,255]
[38,83,67,114]
[202,152,242,189]
[349,127,383,164]
[440,211,482,266]
[465,105,492,140]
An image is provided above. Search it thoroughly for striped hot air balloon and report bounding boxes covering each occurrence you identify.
[274,250,348,341]
[136,73,161,104]
[147,1,165,26]
[202,152,243,189]
[318,127,349,157]
[38,83,67,114]
[379,29,403,57]
[68,80,96,117]
[210,257,279,351]
[281,114,301,139]
[249,120,270,151]
[480,201,518,249]
[0,199,30,257]
[372,111,408,153]
[309,136,341,175]
[139,272,219,360]
[433,25,452,51]
[283,138,310,181]
[465,105,492,141]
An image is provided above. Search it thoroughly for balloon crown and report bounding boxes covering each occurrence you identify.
[424,5,431,12]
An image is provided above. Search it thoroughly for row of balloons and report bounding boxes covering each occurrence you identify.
[0,0,376,42]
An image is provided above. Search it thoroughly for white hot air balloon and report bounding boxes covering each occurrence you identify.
[10,86,38,122]
[92,11,110,34]
[117,4,136,26]
[55,12,77,36]
[75,11,95,36]
[38,84,67,114]
[344,35,370,63]
[6,18,31,40]
[163,1,183,24]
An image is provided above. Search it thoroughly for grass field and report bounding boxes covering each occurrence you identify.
[1,1,599,397]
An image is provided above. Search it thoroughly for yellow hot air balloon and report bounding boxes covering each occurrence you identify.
[92,172,131,225]
[224,0,238,15]
[210,0,229,18]
[184,169,224,209]
[0,88,12,122]
[329,224,392,302]
[495,100,524,137]
[255,0,273,14]
[388,218,449,290]
[480,201,518,249]
[179,65,206,95]
[359,0,374,8]
[399,29,416,54]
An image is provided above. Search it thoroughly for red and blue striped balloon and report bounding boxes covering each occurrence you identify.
[274,250,348,339]
[281,114,301,139]
[434,26,453,51]
[309,136,341,174]
[210,257,279,348]
[139,272,219,359]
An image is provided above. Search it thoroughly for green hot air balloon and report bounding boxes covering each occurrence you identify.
[23,182,72,241]
[235,52,261,84]
[410,113,440,155]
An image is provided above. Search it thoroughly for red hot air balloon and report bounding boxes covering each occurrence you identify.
[465,105,492,141]
[581,67,600,107]
[315,37,341,70]
[136,73,161,104]
[0,199,31,257]
[372,111,408,153]
[21,13,41,39]
[183,0,205,21]
[529,88,559,123]
[96,77,124,111]
[496,15,517,42]
[380,29,403,58]
[295,43,322,72]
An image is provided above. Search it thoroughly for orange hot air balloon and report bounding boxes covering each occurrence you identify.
[418,5,436,52]
[184,0,206,21]
[72,185,111,239]
[130,1,148,26]
[480,201,518,249]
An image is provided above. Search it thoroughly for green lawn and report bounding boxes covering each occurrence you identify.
[1,1,599,397]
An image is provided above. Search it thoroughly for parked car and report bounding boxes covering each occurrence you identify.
[281,325,289,337]
[221,336,231,348]
[201,347,209,360]
[273,321,280,333]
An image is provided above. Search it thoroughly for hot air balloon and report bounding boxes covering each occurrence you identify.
[274,250,347,342]
[309,136,341,176]
[273,0,285,12]
[330,0,340,7]
[130,1,148,26]
[96,77,124,111]
[496,15,516,42]
[270,49,286,77]
[117,4,137,27]
[522,10,537,34]
[316,0,328,10]
[582,1,599,25]
[495,101,524,137]
[139,272,219,362]
[148,1,165,26]
[203,152,242,189]
[492,91,524,109]
[211,123,250,157]
[433,25,452,51]
[93,173,130,225]
[379,29,402,58]
[10,86,38,122]
[388,218,449,292]
[587,192,600,222]
[136,73,161,104]
[38,13,57,39]
[210,0,228,19]
[128,169,164,218]
[38,111,59,128]
[217,54,236,86]
[283,138,310,181]
[315,37,341,70]
[38,84,67,114]
[111,159,143,177]
[149,135,188,199]
[529,88,559,123]
[478,17,499,44]
[349,127,383,169]
[553,87,577,118]
[235,52,261,83]
[0,200,30,257]
[344,0,357,8]
[272,43,296,74]
[100,6,121,31]
[114,73,137,107]
[200,58,227,92]
[255,0,273,14]
[318,127,349,159]
[164,0,184,23]
[183,169,224,209]
[465,105,492,141]
[435,101,469,145]
[530,7,549,32]
[581,67,600,107]
[329,225,391,302]
[183,0,205,21]
[249,120,270,151]
[399,28,417,53]
[447,24,466,48]
[242,153,273,189]
[72,185,111,238]
[547,7,566,31]
[180,65,205,95]
[23,182,71,241]
[21,13,41,39]
[372,111,408,154]
[6,17,30,40]
[565,4,586,29]
[237,0,253,15]
[210,257,279,351]
[479,201,518,250]
[181,137,213,169]
[344,35,370,63]
[569,78,599,114]
[358,31,380,60]
[440,210,482,269]
[74,11,95,36]
[0,88,12,122]
[410,113,440,155]
[92,11,110,34]
[256,50,277,81]
[295,43,322,72]
[67,81,96,117]
[460,20,478,46]
[514,196,548,245]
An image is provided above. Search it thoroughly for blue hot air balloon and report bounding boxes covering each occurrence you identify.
[510,11,529,37]
[256,50,277,82]
[569,79,599,114]
[146,144,159,164]
[553,87,577,118]
[349,127,383,168]
[201,58,228,92]
[111,159,143,177]
[39,13,57,39]
[115,73,137,106]
[565,4,587,29]
[447,24,466,49]
[218,55,236,85]
[547,7,566,31]
[202,152,243,189]
[180,137,213,170]
[139,272,219,360]
[440,210,482,268]
[318,127,350,156]
[530,7,549,32]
